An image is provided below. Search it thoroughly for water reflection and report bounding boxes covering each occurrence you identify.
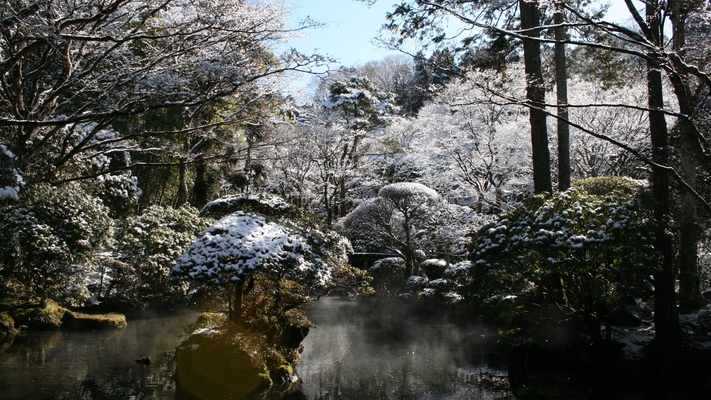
[296,297,512,400]
[0,311,198,400]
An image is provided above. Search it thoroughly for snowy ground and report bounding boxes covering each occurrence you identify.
[612,311,711,359]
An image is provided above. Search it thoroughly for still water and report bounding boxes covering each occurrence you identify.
[0,311,198,400]
[298,297,511,400]
[0,298,511,399]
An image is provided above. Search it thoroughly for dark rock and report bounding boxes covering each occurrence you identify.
[696,310,711,334]
[608,306,642,327]
[281,325,309,349]
[135,356,151,365]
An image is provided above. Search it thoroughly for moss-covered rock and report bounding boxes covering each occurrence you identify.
[0,312,18,338]
[11,300,66,330]
[176,328,273,399]
[7,300,126,331]
[175,313,306,399]
[61,310,127,330]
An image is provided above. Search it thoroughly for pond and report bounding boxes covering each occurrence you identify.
[297,297,511,400]
[0,298,512,399]
[0,310,198,400]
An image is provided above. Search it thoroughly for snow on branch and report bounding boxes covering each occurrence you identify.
[173,211,331,287]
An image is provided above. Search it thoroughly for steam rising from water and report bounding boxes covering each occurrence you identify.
[297,297,511,399]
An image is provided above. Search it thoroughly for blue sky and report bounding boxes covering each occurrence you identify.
[285,1,632,68]
[282,1,634,97]
[286,0,400,69]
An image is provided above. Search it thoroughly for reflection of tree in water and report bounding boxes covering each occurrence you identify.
[55,352,178,400]
[0,312,198,400]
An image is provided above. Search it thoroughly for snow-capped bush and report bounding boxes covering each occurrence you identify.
[106,204,209,308]
[173,211,332,288]
[467,177,657,341]
[0,183,113,305]
[200,193,299,220]
[369,257,407,296]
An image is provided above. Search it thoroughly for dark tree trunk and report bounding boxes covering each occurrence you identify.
[554,3,570,191]
[340,177,348,217]
[519,0,552,194]
[229,279,245,323]
[403,213,415,278]
[192,155,209,209]
[645,0,681,342]
[668,0,704,310]
[176,158,189,206]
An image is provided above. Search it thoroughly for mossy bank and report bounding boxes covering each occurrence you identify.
[0,299,126,334]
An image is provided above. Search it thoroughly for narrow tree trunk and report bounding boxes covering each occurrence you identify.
[339,177,348,217]
[554,3,570,191]
[176,157,189,206]
[192,155,209,209]
[324,184,333,226]
[403,213,415,278]
[669,1,703,310]
[519,0,552,194]
[229,279,245,323]
[645,0,681,342]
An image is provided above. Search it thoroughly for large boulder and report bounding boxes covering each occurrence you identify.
[176,328,272,400]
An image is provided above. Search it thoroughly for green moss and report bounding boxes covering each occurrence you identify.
[573,176,642,196]
[61,311,127,330]
[194,312,227,328]
[12,300,67,330]
[3,299,126,331]
[0,312,18,337]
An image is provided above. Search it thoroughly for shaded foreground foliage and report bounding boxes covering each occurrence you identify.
[468,177,658,346]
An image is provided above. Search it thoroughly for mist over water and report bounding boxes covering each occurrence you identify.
[297,297,512,400]
[0,300,513,400]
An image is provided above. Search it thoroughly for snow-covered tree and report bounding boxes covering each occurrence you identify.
[172,211,332,322]
[0,0,323,184]
[318,76,397,220]
[383,66,533,213]
[340,182,450,278]
[564,77,652,180]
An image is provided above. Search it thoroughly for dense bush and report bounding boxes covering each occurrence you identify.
[467,177,657,344]
[369,257,407,296]
[172,194,366,322]
[0,183,114,305]
[98,204,210,309]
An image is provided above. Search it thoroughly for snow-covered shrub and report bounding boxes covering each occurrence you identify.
[420,259,448,279]
[96,173,142,218]
[172,209,334,321]
[405,275,429,291]
[369,257,407,296]
[469,177,657,343]
[106,204,209,308]
[200,193,300,220]
[0,145,23,202]
[0,183,113,305]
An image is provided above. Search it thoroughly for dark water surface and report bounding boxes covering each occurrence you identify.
[0,311,198,400]
[0,299,512,399]
[296,297,512,400]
